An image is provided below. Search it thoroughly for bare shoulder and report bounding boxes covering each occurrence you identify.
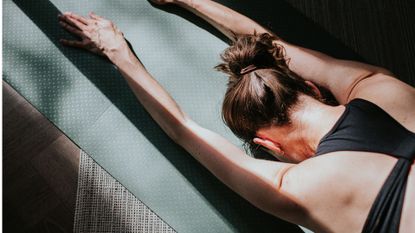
[281,154,355,203]
[280,152,397,232]
[279,154,356,230]
[282,152,396,196]
[348,73,415,131]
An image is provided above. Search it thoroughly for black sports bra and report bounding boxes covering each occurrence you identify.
[315,98,415,233]
[316,98,415,159]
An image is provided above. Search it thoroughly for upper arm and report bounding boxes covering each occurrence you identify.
[176,119,299,217]
[272,39,393,104]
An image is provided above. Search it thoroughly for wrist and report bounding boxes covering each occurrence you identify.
[105,42,136,67]
[103,35,128,56]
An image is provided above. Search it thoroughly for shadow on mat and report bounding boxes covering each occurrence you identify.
[11,0,369,232]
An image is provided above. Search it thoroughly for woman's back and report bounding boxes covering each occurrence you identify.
[284,152,402,233]
[285,152,415,233]
[282,75,415,233]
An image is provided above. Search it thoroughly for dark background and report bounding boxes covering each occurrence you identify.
[284,0,414,86]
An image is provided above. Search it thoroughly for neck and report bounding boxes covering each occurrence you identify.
[291,95,346,155]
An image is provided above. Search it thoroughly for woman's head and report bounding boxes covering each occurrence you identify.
[216,33,320,162]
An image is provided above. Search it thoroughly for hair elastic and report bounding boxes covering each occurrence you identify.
[240,64,258,75]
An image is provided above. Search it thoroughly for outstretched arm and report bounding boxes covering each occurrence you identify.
[58,12,297,219]
[155,0,393,104]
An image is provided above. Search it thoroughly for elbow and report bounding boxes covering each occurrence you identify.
[167,114,193,144]
[345,71,395,103]
[366,66,395,80]
[375,67,394,76]
[166,122,186,145]
[167,129,182,145]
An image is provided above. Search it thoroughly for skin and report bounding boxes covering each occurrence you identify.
[58,2,415,232]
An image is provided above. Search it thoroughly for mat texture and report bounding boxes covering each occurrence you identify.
[4,0,302,232]
[75,150,175,233]
[75,150,313,233]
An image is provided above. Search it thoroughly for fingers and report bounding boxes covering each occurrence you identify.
[59,13,86,30]
[88,12,103,20]
[59,21,85,38]
[59,39,85,49]
[64,12,89,25]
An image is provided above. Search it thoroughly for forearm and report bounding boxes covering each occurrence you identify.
[107,45,188,141]
[108,45,291,216]
[107,44,281,189]
[177,0,268,40]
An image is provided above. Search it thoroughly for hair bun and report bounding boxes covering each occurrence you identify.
[215,33,285,79]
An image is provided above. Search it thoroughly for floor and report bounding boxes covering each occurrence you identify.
[3,81,79,233]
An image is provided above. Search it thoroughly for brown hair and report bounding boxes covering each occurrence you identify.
[216,33,316,154]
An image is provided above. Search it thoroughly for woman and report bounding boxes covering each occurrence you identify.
[58,1,415,232]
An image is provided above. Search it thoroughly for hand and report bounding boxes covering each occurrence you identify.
[58,12,127,57]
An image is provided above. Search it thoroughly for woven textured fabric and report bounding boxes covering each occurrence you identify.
[74,150,176,233]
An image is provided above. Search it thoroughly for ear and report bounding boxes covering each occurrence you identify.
[253,137,284,156]
[305,81,322,99]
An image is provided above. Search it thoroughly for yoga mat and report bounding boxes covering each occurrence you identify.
[4,0,303,232]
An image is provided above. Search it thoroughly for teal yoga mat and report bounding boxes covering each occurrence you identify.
[4,0,303,232]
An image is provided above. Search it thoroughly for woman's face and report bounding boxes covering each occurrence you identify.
[254,124,315,163]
